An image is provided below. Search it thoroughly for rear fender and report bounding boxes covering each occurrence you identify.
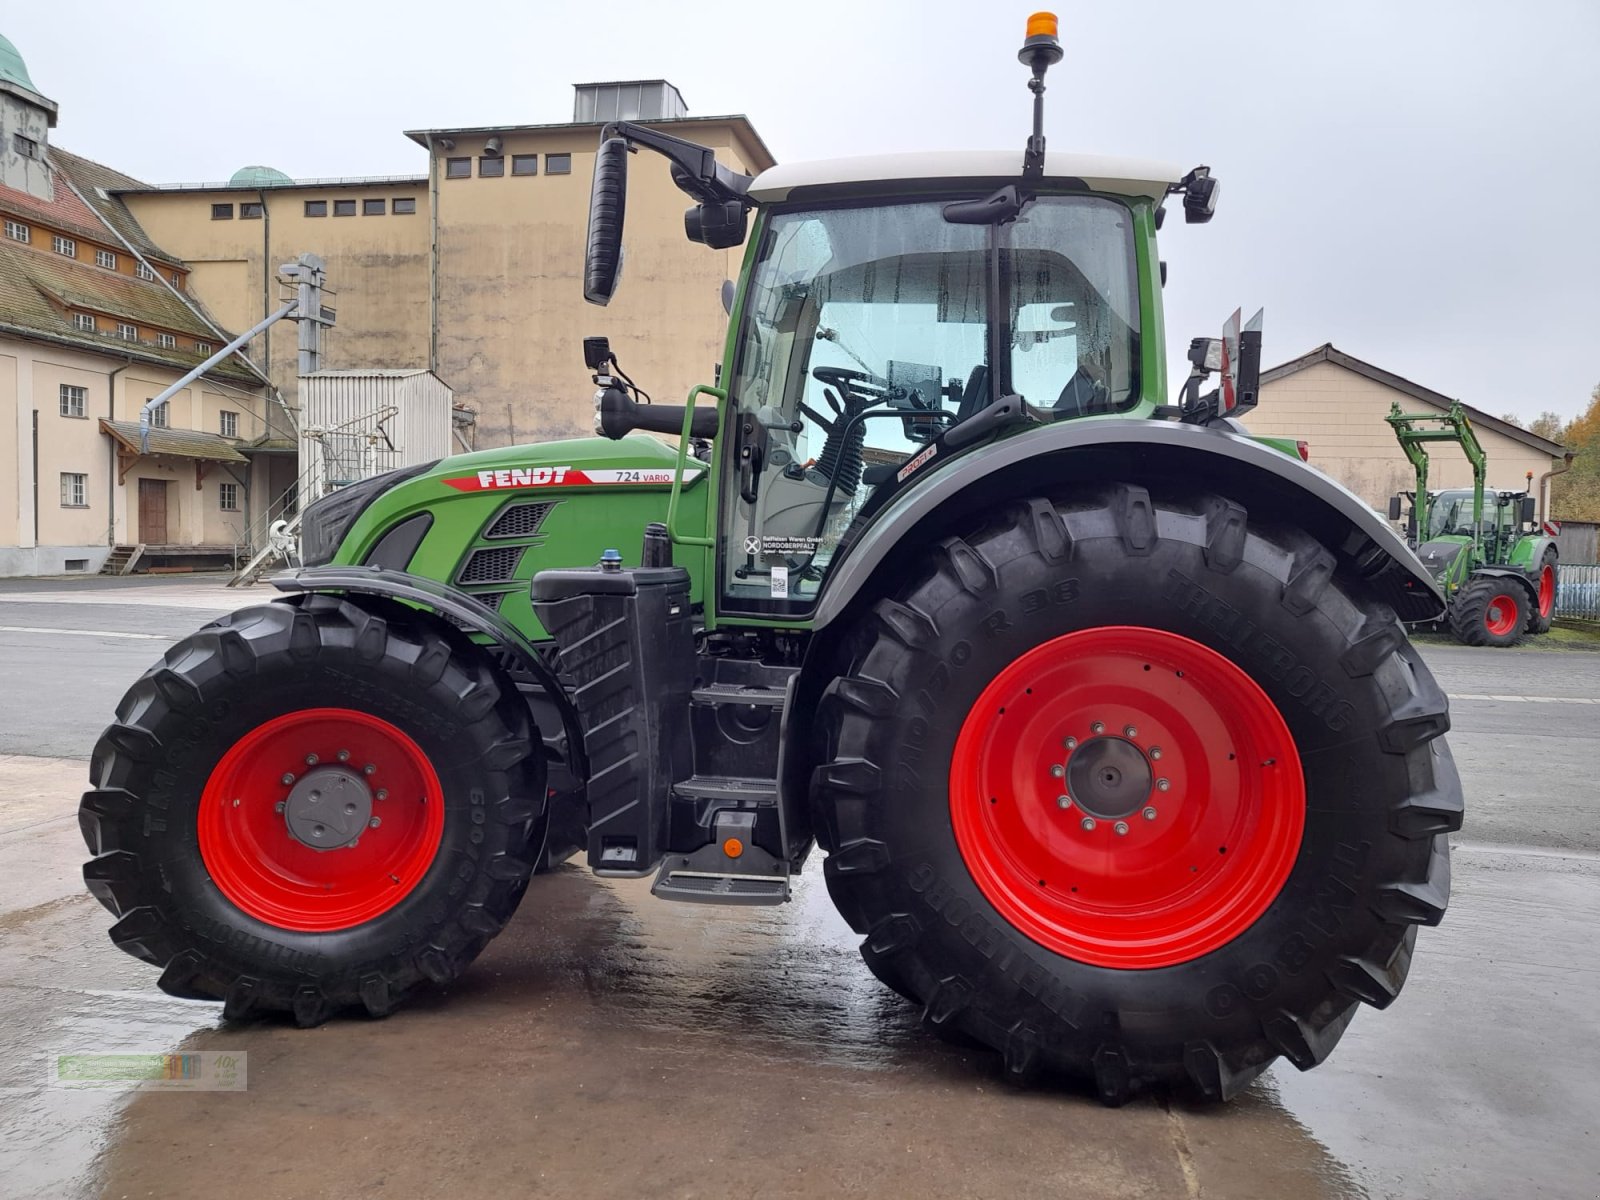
[814,419,1446,633]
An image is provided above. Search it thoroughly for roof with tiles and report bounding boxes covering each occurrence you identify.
[49,148,185,267]
[0,151,262,386]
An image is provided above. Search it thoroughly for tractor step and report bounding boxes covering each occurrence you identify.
[650,808,790,906]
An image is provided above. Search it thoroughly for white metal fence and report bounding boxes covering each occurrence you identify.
[1556,563,1600,621]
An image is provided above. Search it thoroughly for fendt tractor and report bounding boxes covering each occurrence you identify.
[80,16,1461,1104]
[1387,400,1560,647]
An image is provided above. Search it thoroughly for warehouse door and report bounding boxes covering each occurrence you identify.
[138,479,169,544]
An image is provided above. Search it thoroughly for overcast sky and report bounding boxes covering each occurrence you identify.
[8,0,1598,423]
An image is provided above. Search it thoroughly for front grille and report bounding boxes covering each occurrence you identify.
[485,501,556,540]
[457,545,525,585]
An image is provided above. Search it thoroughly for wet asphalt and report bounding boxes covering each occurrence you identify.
[1,576,1597,1199]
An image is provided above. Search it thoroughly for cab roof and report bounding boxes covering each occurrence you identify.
[748,150,1185,204]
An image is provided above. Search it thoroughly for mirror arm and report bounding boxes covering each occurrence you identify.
[603,120,754,207]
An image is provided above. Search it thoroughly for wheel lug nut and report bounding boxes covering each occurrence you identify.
[1150,747,1163,760]
[376,789,388,801]
[1156,778,1170,792]
[304,753,319,766]
[1062,737,1077,750]
[231,798,240,808]
[363,764,377,776]
[369,816,382,829]
[275,800,286,814]
[1091,722,1105,734]
[1124,725,1138,739]
[1050,764,1065,778]
[281,772,295,786]
[1143,806,1158,821]
[1056,795,1071,809]
[1080,816,1096,832]
[1114,821,1129,836]
[336,749,351,762]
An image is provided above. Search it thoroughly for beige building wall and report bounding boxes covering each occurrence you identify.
[0,333,269,574]
[1246,360,1559,510]
[124,182,431,415]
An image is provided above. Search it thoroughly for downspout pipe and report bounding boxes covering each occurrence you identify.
[1538,450,1577,522]
[425,134,440,374]
[106,359,131,545]
[140,299,298,453]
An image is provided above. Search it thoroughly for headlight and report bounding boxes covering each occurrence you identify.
[299,461,437,566]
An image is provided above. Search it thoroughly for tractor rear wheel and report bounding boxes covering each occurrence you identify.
[1528,549,1558,636]
[79,595,543,1026]
[1449,577,1528,647]
[811,486,1461,1103]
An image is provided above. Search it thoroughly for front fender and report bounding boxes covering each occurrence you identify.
[816,419,1445,627]
[1471,565,1540,606]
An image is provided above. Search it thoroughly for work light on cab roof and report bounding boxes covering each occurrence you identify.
[80,10,1458,1110]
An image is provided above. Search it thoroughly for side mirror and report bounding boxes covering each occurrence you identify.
[584,137,629,306]
[720,280,735,316]
[1520,495,1537,526]
[1388,495,1403,521]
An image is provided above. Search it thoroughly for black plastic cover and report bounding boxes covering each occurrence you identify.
[531,565,694,875]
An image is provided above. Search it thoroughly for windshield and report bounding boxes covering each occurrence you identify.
[721,195,1140,611]
[1427,489,1515,539]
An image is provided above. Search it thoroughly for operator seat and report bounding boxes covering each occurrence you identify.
[1053,366,1111,418]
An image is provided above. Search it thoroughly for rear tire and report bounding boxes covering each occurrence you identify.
[1450,577,1527,647]
[1528,549,1558,636]
[811,486,1461,1103]
[79,595,543,1025]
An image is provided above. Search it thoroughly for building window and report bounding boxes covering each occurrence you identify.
[196,341,213,356]
[136,261,156,280]
[511,155,538,176]
[362,198,385,215]
[393,197,417,214]
[4,220,28,243]
[219,482,240,511]
[64,558,88,572]
[157,333,176,349]
[220,409,239,438]
[13,133,39,159]
[59,384,87,418]
[96,249,117,270]
[333,199,356,217]
[479,156,504,178]
[305,200,327,217]
[171,273,182,289]
[211,203,234,220]
[241,201,264,219]
[149,401,170,428]
[60,473,87,508]
[117,323,138,341]
[72,313,96,332]
[545,154,571,175]
[445,157,471,179]
[52,235,76,257]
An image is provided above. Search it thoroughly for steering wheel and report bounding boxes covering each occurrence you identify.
[806,366,891,432]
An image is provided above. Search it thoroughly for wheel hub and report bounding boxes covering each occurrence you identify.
[283,765,373,850]
[1064,735,1151,820]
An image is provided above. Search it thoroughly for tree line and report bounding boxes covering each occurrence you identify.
[1502,384,1600,522]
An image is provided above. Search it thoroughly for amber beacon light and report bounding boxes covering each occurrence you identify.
[1020,12,1064,65]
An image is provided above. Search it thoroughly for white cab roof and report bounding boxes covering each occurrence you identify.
[748,150,1185,203]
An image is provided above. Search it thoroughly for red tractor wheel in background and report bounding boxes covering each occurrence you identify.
[811,485,1460,1103]
[1528,548,1559,636]
[80,595,543,1026]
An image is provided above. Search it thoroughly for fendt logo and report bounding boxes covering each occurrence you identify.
[443,465,705,492]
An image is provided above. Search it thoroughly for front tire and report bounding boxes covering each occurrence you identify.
[811,487,1461,1102]
[1450,577,1527,647]
[79,595,543,1025]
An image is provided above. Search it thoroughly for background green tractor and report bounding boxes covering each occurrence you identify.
[80,16,1460,1105]
[1386,400,1559,646]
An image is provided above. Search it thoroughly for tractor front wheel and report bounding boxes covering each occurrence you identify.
[1449,577,1528,647]
[79,595,543,1026]
[1528,549,1558,636]
[811,486,1460,1103]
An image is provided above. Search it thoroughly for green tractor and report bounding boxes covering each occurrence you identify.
[1386,400,1559,646]
[80,16,1460,1104]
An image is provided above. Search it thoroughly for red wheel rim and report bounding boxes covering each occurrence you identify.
[198,708,445,932]
[1485,594,1520,636]
[949,627,1305,969]
[1538,566,1555,618]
